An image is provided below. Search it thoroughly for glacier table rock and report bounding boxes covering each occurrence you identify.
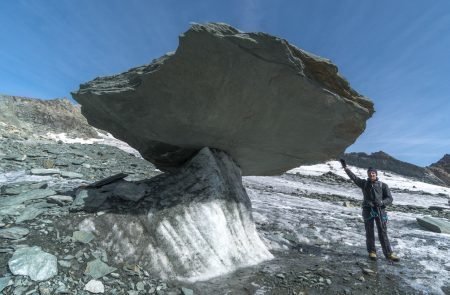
[72,22,374,176]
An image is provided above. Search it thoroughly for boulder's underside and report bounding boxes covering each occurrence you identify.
[72,22,374,175]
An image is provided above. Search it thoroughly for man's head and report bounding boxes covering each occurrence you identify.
[367,167,377,182]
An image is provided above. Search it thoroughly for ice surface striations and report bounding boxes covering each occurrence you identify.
[72,22,374,176]
[78,147,273,281]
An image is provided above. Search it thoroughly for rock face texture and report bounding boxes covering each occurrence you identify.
[72,22,374,176]
[0,94,98,139]
[76,147,273,281]
[342,151,447,186]
[428,154,450,187]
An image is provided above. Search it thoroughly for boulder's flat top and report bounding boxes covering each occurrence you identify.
[73,23,373,175]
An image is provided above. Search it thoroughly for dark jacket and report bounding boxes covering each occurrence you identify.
[344,168,393,208]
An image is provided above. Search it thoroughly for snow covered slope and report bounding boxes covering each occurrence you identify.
[245,161,450,294]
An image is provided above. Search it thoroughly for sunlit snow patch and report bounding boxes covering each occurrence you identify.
[44,131,142,157]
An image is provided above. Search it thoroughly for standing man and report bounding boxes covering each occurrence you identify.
[340,159,400,261]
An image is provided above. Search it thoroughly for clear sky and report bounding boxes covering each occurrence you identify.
[1,0,449,167]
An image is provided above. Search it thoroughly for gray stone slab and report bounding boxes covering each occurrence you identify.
[8,246,58,281]
[58,260,72,268]
[15,207,46,223]
[0,227,29,240]
[84,259,117,279]
[181,287,194,295]
[73,231,95,244]
[87,173,128,188]
[70,189,110,212]
[47,195,73,206]
[0,189,56,207]
[107,181,147,202]
[30,168,61,176]
[417,216,450,234]
[2,154,27,161]
[0,204,24,217]
[60,171,84,179]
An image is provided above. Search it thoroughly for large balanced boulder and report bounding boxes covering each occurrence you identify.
[75,147,273,281]
[72,22,374,175]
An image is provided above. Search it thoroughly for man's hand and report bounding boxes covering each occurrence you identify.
[367,201,375,208]
[374,200,384,207]
[340,159,347,168]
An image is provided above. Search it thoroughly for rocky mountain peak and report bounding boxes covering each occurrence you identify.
[370,151,393,159]
[431,154,450,171]
[427,154,450,187]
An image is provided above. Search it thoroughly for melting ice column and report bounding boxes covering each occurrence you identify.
[83,147,273,281]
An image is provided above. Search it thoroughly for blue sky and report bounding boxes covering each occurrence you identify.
[1,0,449,166]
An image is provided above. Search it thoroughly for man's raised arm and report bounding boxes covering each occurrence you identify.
[340,159,364,188]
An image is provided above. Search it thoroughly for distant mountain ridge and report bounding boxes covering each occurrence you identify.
[342,151,450,187]
[0,94,98,139]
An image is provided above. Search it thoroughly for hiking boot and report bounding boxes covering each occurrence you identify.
[368,252,377,260]
[387,253,400,262]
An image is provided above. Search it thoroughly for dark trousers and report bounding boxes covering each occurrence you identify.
[362,207,392,257]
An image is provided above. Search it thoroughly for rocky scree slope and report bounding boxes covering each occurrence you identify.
[0,94,99,140]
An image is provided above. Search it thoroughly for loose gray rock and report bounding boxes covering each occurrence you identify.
[181,287,194,295]
[72,230,95,244]
[8,246,58,281]
[60,171,84,179]
[87,173,128,188]
[362,268,376,275]
[428,206,447,211]
[12,286,28,294]
[38,285,52,295]
[417,216,450,234]
[71,189,110,212]
[0,277,13,293]
[72,22,373,176]
[84,280,105,293]
[0,189,56,207]
[0,204,24,217]
[0,227,29,240]
[15,207,46,223]
[2,154,27,161]
[107,180,147,202]
[136,281,145,291]
[58,260,72,268]
[47,195,73,206]
[85,259,117,279]
[30,168,61,176]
